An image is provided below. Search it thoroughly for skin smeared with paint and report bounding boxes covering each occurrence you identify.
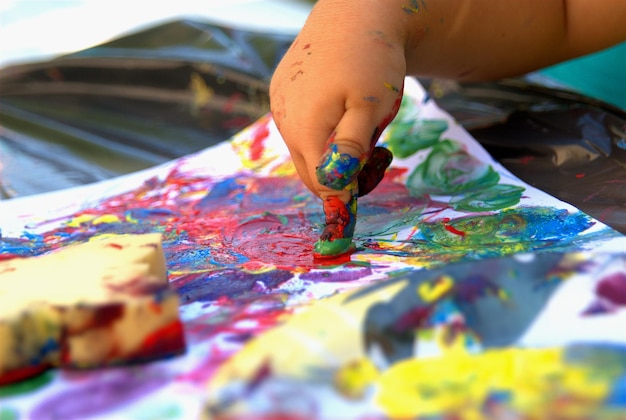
[313,92,402,258]
[314,194,357,258]
[316,137,366,191]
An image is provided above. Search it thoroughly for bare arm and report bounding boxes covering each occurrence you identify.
[402,0,626,80]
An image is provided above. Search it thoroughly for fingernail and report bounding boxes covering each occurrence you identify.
[316,143,365,191]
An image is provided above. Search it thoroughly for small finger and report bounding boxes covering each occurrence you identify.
[357,146,394,197]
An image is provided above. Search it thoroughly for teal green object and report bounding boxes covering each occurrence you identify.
[540,42,626,110]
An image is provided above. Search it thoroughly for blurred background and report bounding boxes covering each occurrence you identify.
[0,0,310,198]
[1,1,625,232]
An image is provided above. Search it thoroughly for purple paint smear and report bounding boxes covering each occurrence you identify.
[30,368,169,419]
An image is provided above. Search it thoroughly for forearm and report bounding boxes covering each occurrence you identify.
[401,0,626,81]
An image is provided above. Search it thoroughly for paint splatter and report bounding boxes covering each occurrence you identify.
[384,82,400,93]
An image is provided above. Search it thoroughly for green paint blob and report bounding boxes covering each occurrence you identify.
[407,139,500,196]
[313,238,355,257]
[0,371,54,398]
[450,184,525,212]
[386,119,449,158]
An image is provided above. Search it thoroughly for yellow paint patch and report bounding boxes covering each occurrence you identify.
[66,214,97,227]
[376,347,614,419]
[189,72,214,112]
[334,358,380,399]
[91,214,121,225]
[418,274,453,302]
[384,82,400,92]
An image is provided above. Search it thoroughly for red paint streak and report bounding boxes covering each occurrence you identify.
[106,243,123,249]
[0,363,51,386]
[249,120,270,161]
[443,217,466,237]
[575,173,585,179]
[129,320,186,361]
[444,224,466,236]
[303,43,311,49]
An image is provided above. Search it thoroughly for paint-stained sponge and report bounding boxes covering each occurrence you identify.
[0,234,185,385]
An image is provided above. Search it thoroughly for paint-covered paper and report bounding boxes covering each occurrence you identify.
[1,78,624,419]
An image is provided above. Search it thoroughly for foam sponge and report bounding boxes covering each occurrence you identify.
[0,234,185,385]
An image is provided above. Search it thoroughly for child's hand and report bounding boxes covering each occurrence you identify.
[270,0,414,257]
[269,0,411,204]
